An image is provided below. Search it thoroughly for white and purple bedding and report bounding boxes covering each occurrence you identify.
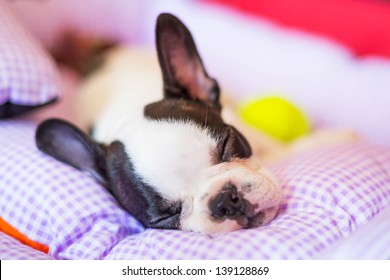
[1,0,390,259]
[1,120,390,259]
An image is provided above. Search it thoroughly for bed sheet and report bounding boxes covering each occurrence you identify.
[1,120,390,259]
[315,205,390,259]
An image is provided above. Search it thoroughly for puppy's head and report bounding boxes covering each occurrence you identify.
[36,13,282,234]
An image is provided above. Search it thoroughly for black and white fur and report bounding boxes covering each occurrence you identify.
[36,13,355,234]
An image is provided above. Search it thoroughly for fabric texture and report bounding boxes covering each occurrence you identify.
[0,231,53,260]
[1,120,390,259]
[0,217,49,253]
[0,0,61,118]
[315,205,390,259]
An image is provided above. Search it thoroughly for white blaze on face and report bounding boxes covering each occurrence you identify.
[114,118,218,200]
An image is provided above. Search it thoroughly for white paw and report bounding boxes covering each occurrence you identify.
[290,129,360,154]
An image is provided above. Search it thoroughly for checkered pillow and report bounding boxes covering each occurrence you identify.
[1,120,390,259]
[0,1,61,118]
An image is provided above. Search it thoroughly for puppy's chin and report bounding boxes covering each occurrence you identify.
[181,216,242,234]
[180,158,283,234]
[181,206,280,234]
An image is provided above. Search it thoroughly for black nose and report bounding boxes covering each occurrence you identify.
[208,184,245,218]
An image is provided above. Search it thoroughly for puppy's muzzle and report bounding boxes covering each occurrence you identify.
[209,183,244,217]
[208,183,265,228]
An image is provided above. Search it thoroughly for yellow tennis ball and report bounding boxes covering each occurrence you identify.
[239,96,310,142]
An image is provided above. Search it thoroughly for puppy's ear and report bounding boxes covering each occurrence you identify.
[35,118,107,185]
[156,13,221,110]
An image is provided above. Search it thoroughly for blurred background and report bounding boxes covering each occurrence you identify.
[7,0,390,146]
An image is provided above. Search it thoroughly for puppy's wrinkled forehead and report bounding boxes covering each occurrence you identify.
[144,98,252,163]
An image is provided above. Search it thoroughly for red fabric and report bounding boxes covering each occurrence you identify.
[204,0,390,58]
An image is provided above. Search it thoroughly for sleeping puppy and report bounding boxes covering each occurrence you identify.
[35,13,355,234]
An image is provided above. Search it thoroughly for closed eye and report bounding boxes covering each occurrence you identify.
[217,126,252,163]
[218,131,231,162]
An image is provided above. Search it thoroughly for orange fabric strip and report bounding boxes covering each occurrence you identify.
[0,217,49,254]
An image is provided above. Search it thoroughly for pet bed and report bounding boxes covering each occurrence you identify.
[1,0,390,259]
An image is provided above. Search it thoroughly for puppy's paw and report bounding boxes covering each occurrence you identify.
[312,129,360,144]
[290,129,361,154]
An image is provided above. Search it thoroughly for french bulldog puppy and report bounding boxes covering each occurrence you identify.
[36,13,356,234]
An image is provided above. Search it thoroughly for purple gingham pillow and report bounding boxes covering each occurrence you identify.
[1,120,390,259]
[0,1,61,118]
